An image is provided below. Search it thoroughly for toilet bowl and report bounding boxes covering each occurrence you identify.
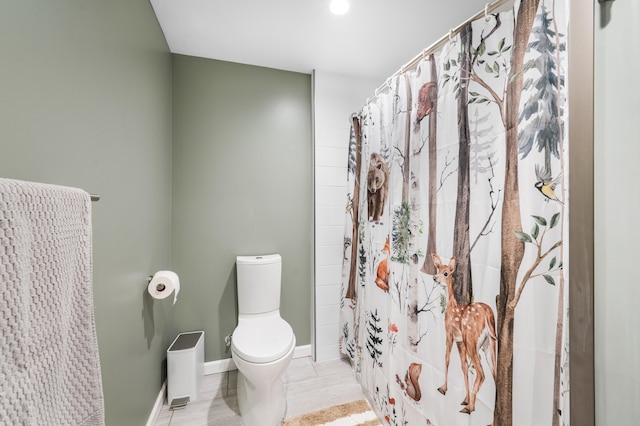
[231,254,296,426]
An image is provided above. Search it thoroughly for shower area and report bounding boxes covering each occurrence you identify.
[311,0,622,423]
[312,0,640,423]
[338,1,568,424]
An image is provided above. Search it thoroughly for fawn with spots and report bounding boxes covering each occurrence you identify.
[431,254,497,414]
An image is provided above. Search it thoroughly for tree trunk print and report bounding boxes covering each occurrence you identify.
[346,116,363,300]
[422,54,439,276]
[495,1,540,425]
[551,215,565,426]
[452,23,473,305]
[401,76,412,203]
[403,74,420,353]
[551,3,566,424]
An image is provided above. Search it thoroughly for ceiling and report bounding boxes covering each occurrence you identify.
[150,0,494,82]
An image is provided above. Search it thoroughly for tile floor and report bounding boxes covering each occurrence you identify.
[153,356,369,426]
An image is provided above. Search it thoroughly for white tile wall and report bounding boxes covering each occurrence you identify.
[315,226,344,247]
[313,70,381,361]
[316,285,341,306]
[316,264,342,286]
[316,166,348,188]
[315,146,348,167]
[316,186,347,206]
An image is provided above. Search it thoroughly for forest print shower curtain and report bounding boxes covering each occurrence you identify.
[340,0,568,425]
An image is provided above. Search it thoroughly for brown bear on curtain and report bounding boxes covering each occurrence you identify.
[367,153,389,223]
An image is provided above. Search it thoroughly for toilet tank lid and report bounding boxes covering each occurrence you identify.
[236,254,281,265]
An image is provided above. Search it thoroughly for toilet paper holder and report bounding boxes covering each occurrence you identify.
[147,271,180,304]
[148,275,166,292]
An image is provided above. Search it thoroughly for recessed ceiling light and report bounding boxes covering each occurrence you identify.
[330,0,350,15]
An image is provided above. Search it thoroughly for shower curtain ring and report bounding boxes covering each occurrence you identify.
[449,28,454,42]
[484,3,490,21]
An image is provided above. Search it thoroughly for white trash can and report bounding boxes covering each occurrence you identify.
[167,331,204,408]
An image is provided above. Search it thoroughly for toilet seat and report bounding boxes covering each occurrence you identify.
[232,315,295,364]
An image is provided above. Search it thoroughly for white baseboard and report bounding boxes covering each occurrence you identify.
[145,381,166,426]
[293,344,312,359]
[204,357,236,375]
[146,344,312,425]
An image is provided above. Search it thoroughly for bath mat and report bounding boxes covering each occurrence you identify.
[283,399,381,426]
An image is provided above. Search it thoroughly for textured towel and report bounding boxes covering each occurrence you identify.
[0,178,104,425]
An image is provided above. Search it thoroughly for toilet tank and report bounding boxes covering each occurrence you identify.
[236,254,282,315]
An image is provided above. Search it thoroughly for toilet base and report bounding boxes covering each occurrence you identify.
[232,339,295,426]
[237,372,286,426]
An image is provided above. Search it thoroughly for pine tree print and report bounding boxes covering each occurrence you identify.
[366,309,384,367]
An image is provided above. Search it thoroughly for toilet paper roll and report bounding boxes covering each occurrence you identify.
[148,270,180,304]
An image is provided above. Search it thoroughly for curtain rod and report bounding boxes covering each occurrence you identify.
[373,0,515,98]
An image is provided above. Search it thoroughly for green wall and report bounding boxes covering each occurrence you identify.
[171,54,313,361]
[0,2,313,423]
[0,1,173,425]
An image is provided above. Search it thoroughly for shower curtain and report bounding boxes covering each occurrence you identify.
[340,1,569,425]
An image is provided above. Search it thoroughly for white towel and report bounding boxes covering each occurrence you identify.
[0,178,104,425]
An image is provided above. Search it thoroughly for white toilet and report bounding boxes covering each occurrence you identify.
[231,254,296,426]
